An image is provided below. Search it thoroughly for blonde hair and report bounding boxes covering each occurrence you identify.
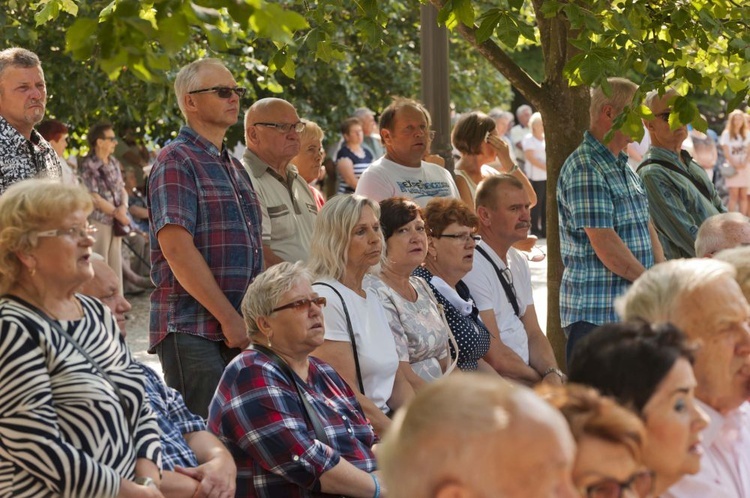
[0,179,93,293]
[299,119,324,143]
[308,194,382,280]
[725,109,748,140]
[590,77,638,125]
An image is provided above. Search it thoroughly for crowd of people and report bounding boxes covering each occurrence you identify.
[1,45,750,498]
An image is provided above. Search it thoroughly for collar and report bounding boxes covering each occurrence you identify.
[180,126,229,159]
[583,130,630,166]
[697,399,750,448]
[243,147,297,179]
[430,275,474,316]
[0,115,37,150]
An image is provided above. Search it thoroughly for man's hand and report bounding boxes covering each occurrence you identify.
[175,457,237,498]
[221,312,250,350]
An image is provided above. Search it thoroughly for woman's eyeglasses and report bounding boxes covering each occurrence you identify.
[188,86,247,99]
[271,296,327,313]
[36,225,98,241]
[583,470,654,498]
[437,232,481,244]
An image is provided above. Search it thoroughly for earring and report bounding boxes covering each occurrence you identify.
[267,334,272,348]
[29,266,36,277]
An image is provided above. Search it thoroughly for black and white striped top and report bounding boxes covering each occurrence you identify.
[0,295,161,497]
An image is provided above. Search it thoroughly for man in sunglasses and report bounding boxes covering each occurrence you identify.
[463,175,562,386]
[637,88,725,259]
[242,98,318,266]
[149,58,263,418]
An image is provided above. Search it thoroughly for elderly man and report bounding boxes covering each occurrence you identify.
[638,89,725,259]
[557,77,664,362]
[354,106,384,158]
[695,212,750,257]
[355,97,459,207]
[463,175,562,386]
[510,104,532,174]
[0,47,62,194]
[379,373,577,498]
[242,98,317,266]
[80,258,237,498]
[149,58,263,417]
[617,258,750,498]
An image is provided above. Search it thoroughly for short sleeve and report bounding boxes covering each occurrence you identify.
[149,151,199,235]
[560,158,614,230]
[314,283,352,343]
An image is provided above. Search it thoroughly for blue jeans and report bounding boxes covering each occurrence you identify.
[156,333,240,419]
[564,321,599,370]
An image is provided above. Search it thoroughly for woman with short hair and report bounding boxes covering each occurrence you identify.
[291,119,326,209]
[336,118,373,194]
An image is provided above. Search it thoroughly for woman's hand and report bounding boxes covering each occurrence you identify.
[114,205,131,225]
[487,134,513,169]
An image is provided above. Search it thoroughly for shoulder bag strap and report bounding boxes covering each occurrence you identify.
[3,294,133,431]
[414,277,459,376]
[475,245,520,317]
[637,158,712,201]
[313,282,366,395]
[253,345,331,446]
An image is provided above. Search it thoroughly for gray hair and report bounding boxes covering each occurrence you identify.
[353,107,375,119]
[589,77,638,125]
[616,258,736,324]
[241,261,314,339]
[308,194,382,281]
[644,88,677,111]
[695,212,750,257]
[174,58,228,120]
[0,48,41,83]
[515,104,532,119]
[714,246,750,302]
[528,111,543,130]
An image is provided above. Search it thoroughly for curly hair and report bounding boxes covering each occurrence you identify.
[422,197,478,237]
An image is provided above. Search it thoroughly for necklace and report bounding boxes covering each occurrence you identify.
[13,285,83,321]
[380,271,417,302]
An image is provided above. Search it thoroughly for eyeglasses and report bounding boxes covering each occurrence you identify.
[36,225,98,240]
[437,232,481,244]
[253,122,306,134]
[271,296,327,313]
[188,86,247,99]
[655,111,672,122]
[583,470,654,498]
[102,136,117,142]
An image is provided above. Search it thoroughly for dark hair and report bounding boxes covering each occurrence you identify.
[423,197,478,237]
[379,197,422,240]
[87,121,114,149]
[568,320,695,414]
[341,117,362,136]
[475,174,524,211]
[37,119,68,142]
[451,112,496,155]
[379,97,427,132]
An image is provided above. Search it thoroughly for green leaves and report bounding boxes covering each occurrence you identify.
[437,0,474,30]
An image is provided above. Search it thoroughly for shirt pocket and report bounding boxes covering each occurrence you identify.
[199,185,243,226]
[267,204,294,240]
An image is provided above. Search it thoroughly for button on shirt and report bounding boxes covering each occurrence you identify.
[149,126,263,349]
[0,116,62,195]
[557,131,655,327]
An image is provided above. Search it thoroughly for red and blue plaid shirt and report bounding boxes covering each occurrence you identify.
[207,350,378,497]
[148,127,263,348]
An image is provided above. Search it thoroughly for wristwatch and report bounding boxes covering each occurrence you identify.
[134,477,157,488]
[506,163,520,174]
[543,367,567,383]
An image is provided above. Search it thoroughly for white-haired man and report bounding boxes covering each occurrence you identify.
[695,212,750,257]
[617,259,750,498]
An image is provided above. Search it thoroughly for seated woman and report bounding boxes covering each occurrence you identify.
[207,262,382,497]
[309,194,414,436]
[365,198,453,390]
[0,179,162,498]
[569,321,709,496]
[336,118,373,194]
[414,198,496,374]
[540,384,654,498]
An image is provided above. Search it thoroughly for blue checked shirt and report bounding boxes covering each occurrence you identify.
[140,363,204,471]
[557,131,655,327]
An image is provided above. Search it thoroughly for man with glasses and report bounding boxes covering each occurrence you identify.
[557,78,663,364]
[637,88,725,259]
[149,58,263,418]
[0,47,62,195]
[463,175,562,385]
[242,97,317,266]
[355,97,458,208]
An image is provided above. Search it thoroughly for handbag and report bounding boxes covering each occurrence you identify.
[98,167,133,237]
[721,162,738,178]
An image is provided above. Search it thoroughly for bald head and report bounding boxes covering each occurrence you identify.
[695,212,750,257]
[243,98,301,172]
[79,258,132,334]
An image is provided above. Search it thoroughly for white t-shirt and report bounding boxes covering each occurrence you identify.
[314,279,399,413]
[462,243,533,363]
[719,130,750,165]
[521,134,547,181]
[355,157,459,208]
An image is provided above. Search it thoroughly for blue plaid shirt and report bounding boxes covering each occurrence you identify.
[148,126,263,349]
[557,131,655,327]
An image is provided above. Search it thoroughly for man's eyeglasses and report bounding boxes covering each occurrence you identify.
[36,225,98,241]
[437,232,481,244]
[583,470,654,498]
[188,86,247,99]
[253,122,306,134]
[271,296,327,313]
[655,111,672,122]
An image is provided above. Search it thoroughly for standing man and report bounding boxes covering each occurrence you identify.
[638,89,725,259]
[0,48,61,194]
[149,58,263,417]
[557,77,664,362]
[510,104,532,175]
[242,97,317,265]
[463,175,563,386]
[355,97,459,208]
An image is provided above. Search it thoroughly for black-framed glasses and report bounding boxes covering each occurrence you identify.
[583,470,654,498]
[36,225,98,241]
[438,232,481,244]
[188,86,247,99]
[253,121,306,134]
[271,296,327,313]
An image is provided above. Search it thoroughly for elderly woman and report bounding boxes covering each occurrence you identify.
[208,262,382,497]
[0,180,162,498]
[309,195,414,436]
[540,384,653,498]
[413,197,496,374]
[569,321,708,496]
[336,118,373,194]
[80,121,131,293]
[365,198,453,390]
[522,112,547,237]
[291,119,326,210]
